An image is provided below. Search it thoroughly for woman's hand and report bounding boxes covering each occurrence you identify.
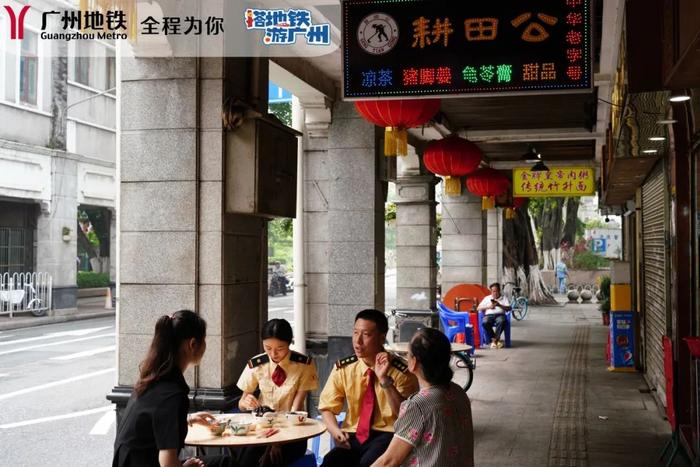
[240,393,260,411]
[187,412,216,427]
[183,458,205,467]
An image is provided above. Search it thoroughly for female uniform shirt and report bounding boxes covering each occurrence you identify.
[236,350,318,411]
[393,382,473,467]
[112,370,189,467]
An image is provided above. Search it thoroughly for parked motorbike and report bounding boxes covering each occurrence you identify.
[269,272,288,296]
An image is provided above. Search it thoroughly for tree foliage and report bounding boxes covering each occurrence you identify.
[269,102,292,127]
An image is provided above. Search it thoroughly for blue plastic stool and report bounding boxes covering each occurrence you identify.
[437,301,476,355]
[477,310,511,348]
[311,412,346,465]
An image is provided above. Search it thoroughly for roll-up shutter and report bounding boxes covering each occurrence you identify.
[641,163,668,401]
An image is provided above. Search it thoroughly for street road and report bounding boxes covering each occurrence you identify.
[0,316,117,467]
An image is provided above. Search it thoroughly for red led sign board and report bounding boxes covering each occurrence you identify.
[342,0,592,99]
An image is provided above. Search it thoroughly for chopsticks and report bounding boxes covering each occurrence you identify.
[256,428,280,439]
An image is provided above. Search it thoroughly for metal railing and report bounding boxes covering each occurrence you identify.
[0,272,52,318]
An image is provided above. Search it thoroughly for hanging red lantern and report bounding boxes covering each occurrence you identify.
[354,99,441,157]
[423,135,483,196]
[465,168,511,210]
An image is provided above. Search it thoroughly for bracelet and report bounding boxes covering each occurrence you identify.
[187,414,193,427]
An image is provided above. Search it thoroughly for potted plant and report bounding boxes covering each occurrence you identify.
[598,275,611,325]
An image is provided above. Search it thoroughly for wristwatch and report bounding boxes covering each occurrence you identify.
[379,376,395,389]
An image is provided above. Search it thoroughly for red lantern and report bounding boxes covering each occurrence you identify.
[423,135,483,196]
[354,99,441,157]
[465,168,511,210]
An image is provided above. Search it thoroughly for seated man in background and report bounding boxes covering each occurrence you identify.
[318,309,418,467]
[477,283,511,349]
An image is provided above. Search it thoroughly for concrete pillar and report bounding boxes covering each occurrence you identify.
[395,175,438,311]
[440,190,485,294]
[111,57,267,417]
[486,209,501,286]
[36,155,78,310]
[326,101,384,362]
[299,95,332,341]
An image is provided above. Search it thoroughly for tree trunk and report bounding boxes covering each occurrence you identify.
[503,207,557,305]
[561,197,580,247]
[540,198,564,270]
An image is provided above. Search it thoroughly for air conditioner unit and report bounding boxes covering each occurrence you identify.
[225,117,300,218]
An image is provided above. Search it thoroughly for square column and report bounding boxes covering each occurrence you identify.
[395,175,438,311]
[440,190,486,294]
[326,101,384,361]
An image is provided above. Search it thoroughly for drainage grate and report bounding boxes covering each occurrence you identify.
[548,325,590,467]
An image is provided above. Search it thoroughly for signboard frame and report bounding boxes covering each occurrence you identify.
[342,0,593,100]
[512,165,596,197]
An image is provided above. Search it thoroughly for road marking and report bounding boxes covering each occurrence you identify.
[50,345,115,361]
[268,307,288,312]
[0,333,115,356]
[0,406,113,429]
[0,368,115,401]
[89,408,116,435]
[0,373,8,377]
[0,326,113,347]
[0,334,14,340]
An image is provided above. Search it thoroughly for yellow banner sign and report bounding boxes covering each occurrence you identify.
[513,166,596,197]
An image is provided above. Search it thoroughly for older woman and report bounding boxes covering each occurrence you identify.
[372,328,474,467]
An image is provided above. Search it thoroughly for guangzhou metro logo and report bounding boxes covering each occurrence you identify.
[3,5,31,40]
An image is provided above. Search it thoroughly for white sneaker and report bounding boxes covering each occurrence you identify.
[489,342,497,349]
[496,340,505,349]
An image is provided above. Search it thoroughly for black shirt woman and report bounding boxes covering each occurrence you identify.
[112,310,235,467]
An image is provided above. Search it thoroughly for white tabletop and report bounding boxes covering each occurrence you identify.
[386,342,472,354]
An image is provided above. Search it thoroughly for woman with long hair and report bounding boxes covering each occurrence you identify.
[112,310,234,467]
[371,328,474,467]
[236,318,318,466]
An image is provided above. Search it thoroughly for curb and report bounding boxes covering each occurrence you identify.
[0,310,115,332]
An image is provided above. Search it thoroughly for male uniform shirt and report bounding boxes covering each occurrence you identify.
[237,350,318,411]
[318,354,418,433]
[477,294,510,316]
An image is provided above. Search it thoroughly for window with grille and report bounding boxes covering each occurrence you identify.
[0,228,26,275]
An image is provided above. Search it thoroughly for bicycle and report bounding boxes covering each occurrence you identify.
[386,309,475,392]
[505,281,529,321]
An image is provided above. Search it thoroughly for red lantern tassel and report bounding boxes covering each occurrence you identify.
[505,208,514,219]
[396,128,408,156]
[482,196,495,210]
[444,176,462,196]
[384,127,396,156]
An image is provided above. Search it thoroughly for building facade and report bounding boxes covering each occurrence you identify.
[0,0,116,310]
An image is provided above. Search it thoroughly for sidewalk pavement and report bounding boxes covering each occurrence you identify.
[0,296,114,331]
[471,300,675,467]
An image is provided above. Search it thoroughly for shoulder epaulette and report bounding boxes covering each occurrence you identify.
[290,351,313,365]
[391,356,409,373]
[335,354,358,369]
[247,353,269,368]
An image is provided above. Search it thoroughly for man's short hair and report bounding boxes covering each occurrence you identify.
[489,282,501,291]
[355,309,388,334]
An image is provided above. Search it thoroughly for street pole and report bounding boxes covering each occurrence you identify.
[291,96,306,353]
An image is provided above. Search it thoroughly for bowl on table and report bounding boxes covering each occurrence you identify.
[285,411,308,425]
[209,421,228,436]
[228,420,253,436]
[253,411,278,430]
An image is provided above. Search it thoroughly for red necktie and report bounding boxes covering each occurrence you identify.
[356,368,376,444]
[271,365,286,386]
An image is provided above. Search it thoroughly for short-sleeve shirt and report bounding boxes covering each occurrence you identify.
[112,369,189,467]
[318,353,418,433]
[393,383,473,467]
[478,294,510,316]
[237,350,318,411]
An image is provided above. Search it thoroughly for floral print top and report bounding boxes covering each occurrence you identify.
[393,382,473,467]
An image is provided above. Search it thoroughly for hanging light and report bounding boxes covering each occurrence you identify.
[531,160,550,172]
[520,145,541,163]
[669,93,690,102]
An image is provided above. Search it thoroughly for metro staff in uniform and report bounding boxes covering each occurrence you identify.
[319,309,419,467]
[236,318,319,466]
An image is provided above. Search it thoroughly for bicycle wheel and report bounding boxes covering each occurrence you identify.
[450,352,474,392]
[513,297,529,320]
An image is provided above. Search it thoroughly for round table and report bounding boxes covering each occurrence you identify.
[386,342,472,354]
[185,414,326,448]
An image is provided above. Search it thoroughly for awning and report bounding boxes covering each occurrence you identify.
[601,156,660,205]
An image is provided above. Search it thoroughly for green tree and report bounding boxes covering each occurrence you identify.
[268,218,293,268]
[269,102,292,127]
